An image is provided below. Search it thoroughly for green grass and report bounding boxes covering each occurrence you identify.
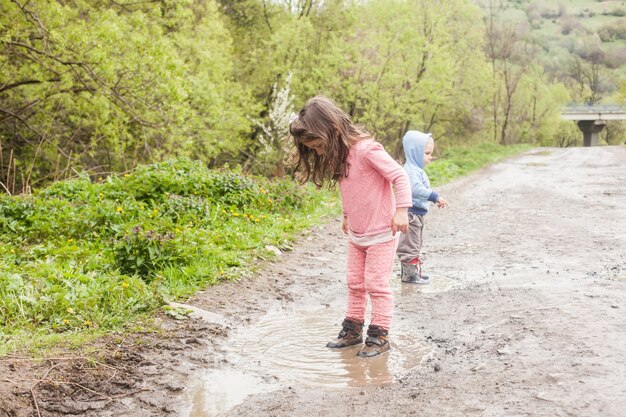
[0,159,338,356]
[428,142,533,186]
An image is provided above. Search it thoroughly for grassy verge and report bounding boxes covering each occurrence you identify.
[428,142,533,186]
[0,159,338,356]
[0,142,529,356]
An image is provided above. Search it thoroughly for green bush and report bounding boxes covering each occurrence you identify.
[113,227,187,279]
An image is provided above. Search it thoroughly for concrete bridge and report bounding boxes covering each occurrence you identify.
[561,105,626,146]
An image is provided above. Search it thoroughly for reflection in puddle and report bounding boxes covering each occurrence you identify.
[183,302,434,416]
[391,274,457,294]
[186,369,272,417]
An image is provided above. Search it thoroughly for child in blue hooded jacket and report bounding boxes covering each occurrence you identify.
[397,130,448,284]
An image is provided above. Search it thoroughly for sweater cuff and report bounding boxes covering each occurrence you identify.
[427,191,439,203]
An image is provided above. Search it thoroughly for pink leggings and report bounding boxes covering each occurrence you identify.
[345,238,396,330]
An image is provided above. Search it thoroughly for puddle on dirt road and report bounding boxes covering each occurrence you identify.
[182,301,435,417]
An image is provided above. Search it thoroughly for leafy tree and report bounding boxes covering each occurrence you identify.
[318,0,493,156]
[217,0,361,169]
[600,121,626,145]
[247,72,295,176]
[484,1,570,146]
[567,51,609,104]
[510,65,570,146]
[0,0,245,191]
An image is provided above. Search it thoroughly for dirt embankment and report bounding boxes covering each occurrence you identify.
[1,146,625,417]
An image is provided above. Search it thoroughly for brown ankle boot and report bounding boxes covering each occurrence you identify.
[357,325,390,357]
[326,318,364,348]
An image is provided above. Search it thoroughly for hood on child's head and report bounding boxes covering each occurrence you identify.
[402,130,432,169]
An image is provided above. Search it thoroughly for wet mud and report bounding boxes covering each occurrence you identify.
[1,146,625,417]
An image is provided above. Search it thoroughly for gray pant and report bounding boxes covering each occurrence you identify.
[397,212,424,263]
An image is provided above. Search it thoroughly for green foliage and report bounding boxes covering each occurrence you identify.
[552,120,584,147]
[113,227,184,278]
[0,0,247,190]
[427,142,533,186]
[0,159,333,349]
[597,21,626,42]
[601,120,626,145]
[314,0,493,155]
[509,65,571,145]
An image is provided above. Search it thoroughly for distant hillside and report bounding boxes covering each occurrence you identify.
[475,0,626,103]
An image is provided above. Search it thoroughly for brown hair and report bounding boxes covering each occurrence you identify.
[288,96,366,187]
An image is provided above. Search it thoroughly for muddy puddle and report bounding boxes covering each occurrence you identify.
[179,273,461,416]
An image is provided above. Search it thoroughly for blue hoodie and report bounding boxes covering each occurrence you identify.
[402,130,439,215]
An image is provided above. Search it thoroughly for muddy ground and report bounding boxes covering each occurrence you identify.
[1,146,625,417]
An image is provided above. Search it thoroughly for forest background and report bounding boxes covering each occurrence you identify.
[2,0,626,193]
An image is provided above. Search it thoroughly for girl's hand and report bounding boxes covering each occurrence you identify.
[342,217,349,234]
[436,196,448,208]
[391,208,409,235]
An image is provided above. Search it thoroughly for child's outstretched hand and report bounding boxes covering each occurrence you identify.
[436,196,448,208]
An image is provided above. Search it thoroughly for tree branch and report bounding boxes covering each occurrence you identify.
[0,107,41,136]
[0,77,61,93]
[262,0,273,32]
[4,40,89,65]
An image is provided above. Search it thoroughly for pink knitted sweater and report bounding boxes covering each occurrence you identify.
[339,138,412,236]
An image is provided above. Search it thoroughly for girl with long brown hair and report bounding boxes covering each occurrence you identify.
[289,96,412,357]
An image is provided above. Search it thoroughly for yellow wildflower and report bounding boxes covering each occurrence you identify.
[67,308,75,314]
[84,320,92,326]
[233,213,240,217]
[63,319,70,325]
[122,282,129,289]
[116,207,123,213]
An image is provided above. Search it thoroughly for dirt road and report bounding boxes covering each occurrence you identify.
[2,146,625,417]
